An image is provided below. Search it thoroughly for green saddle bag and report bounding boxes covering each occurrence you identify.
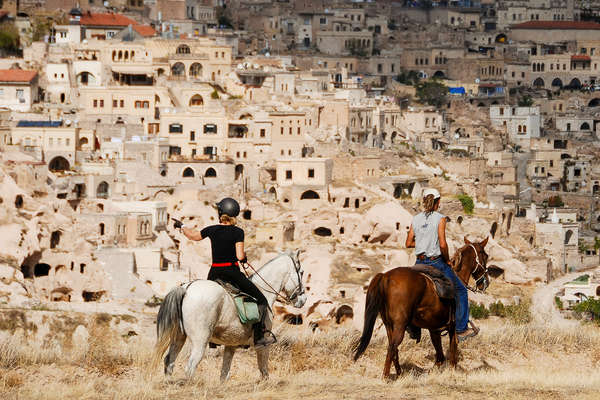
[233,295,260,325]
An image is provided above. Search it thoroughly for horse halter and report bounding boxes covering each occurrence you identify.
[463,244,489,293]
[245,254,304,305]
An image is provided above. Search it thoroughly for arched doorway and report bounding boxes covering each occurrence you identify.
[433,70,445,78]
[300,190,320,199]
[533,77,545,88]
[551,78,563,88]
[189,94,204,106]
[204,168,217,177]
[568,78,582,89]
[581,122,590,130]
[235,164,244,180]
[189,63,203,78]
[171,62,185,77]
[48,156,70,172]
[76,71,95,85]
[182,167,195,177]
[96,181,109,199]
[589,98,600,107]
[34,263,51,277]
[79,137,89,148]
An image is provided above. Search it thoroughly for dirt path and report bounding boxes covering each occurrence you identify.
[530,269,597,327]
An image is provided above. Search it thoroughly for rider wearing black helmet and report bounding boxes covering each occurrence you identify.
[174,197,275,347]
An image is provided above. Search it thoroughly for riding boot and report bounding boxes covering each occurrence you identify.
[254,304,276,347]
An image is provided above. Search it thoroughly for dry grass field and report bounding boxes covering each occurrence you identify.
[1,315,600,400]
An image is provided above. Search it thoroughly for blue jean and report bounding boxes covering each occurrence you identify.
[416,256,469,332]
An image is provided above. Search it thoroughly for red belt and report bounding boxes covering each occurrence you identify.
[211,262,238,267]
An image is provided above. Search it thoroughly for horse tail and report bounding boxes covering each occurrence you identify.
[152,285,187,370]
[353,272,386,361]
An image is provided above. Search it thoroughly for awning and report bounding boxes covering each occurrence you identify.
[449,87,466,94]
[111,65,154,75]
[571,55,591,61]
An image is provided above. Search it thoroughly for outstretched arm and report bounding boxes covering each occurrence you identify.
[438,217,450,263]
[405,225,415,248]
[182,227,203,241]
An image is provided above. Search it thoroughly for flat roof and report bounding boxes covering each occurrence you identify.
[511,21,600,30]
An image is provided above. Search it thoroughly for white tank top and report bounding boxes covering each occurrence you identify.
[411,211,444,257]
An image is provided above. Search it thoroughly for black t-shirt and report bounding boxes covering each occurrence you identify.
[201,224,244,264]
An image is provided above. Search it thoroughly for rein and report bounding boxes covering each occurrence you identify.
[457,244,489,293]
[243,256,304,305]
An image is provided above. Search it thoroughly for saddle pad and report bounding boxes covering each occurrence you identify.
[214,279,260,325]
[411,265,455,300]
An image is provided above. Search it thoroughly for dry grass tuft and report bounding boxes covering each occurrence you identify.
[1,318,600,399]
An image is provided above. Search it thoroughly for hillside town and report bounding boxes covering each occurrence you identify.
[0,0,600,337]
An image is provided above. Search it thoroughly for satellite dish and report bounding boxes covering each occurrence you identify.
[65,119,72,126]
[475,78,480,83]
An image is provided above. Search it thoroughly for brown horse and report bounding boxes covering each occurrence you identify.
[353,237,490,378]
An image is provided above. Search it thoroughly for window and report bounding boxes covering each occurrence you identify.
[93,99,97,107]
[169,123,183,133]
[499,107,504,115]
[286,170,292,179]
[113,99,118,107]
[66,138,70,146]
[297,127,301,135]
[260,128,266,137]
[320,17,327,24]
[308,168,314,178]
[289,127,292,135]
[99,99,104,107]
[120,99,124,107]
[550,160,554,167]
[190,131,195,141]
[567,123,571,131]
[204,124,217,134]
[280,127,284,135]
[135,101,141,108]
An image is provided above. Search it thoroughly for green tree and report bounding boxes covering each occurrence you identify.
[396,69,420,86]
[216,6,233,29]
[415,79,448,108]
[457,194,475,214]
[518,95,534,107]
[573,298,600,321]
[0,23,19,54]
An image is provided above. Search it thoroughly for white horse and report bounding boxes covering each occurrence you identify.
[154,250,306,381]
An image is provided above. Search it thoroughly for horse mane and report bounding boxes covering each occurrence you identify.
[450,244,469,272]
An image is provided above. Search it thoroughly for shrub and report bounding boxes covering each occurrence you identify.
[457,194,474,214]
[505,300,532,324]
[469,302,489,319]
[489,301,506,317]
[211,89,220,99]
[554,296,564,311]
[547,195,564,208]
[573,298,600,322]
[144,295,163,308]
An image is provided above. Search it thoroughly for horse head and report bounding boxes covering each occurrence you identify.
[282,249,307,308]
[453,236,490,292]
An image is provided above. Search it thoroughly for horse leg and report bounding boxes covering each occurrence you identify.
[220,346,236,382]
[447,323,458,367]
[256,346,269,380]
[429,330,446,367]
[185,330,210,380]
[164,332,186,375]
[383,323,406,379]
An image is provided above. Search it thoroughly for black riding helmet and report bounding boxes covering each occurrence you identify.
[216,197,240,217]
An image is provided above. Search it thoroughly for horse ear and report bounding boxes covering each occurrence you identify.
[480,236,489,248]
[464,236,471,244]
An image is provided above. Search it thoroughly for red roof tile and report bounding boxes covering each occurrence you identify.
[511,21,600,30]
[79,12,138,27]
[0,69,38,83]
[133,25,156,37]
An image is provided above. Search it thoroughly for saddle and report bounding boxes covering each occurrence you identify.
[214,279,261,325]
[411,265,455,300]
[405,265,456,344]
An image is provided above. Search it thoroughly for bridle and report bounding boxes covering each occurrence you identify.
[244,254,305,305]
[460,244,490,293]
